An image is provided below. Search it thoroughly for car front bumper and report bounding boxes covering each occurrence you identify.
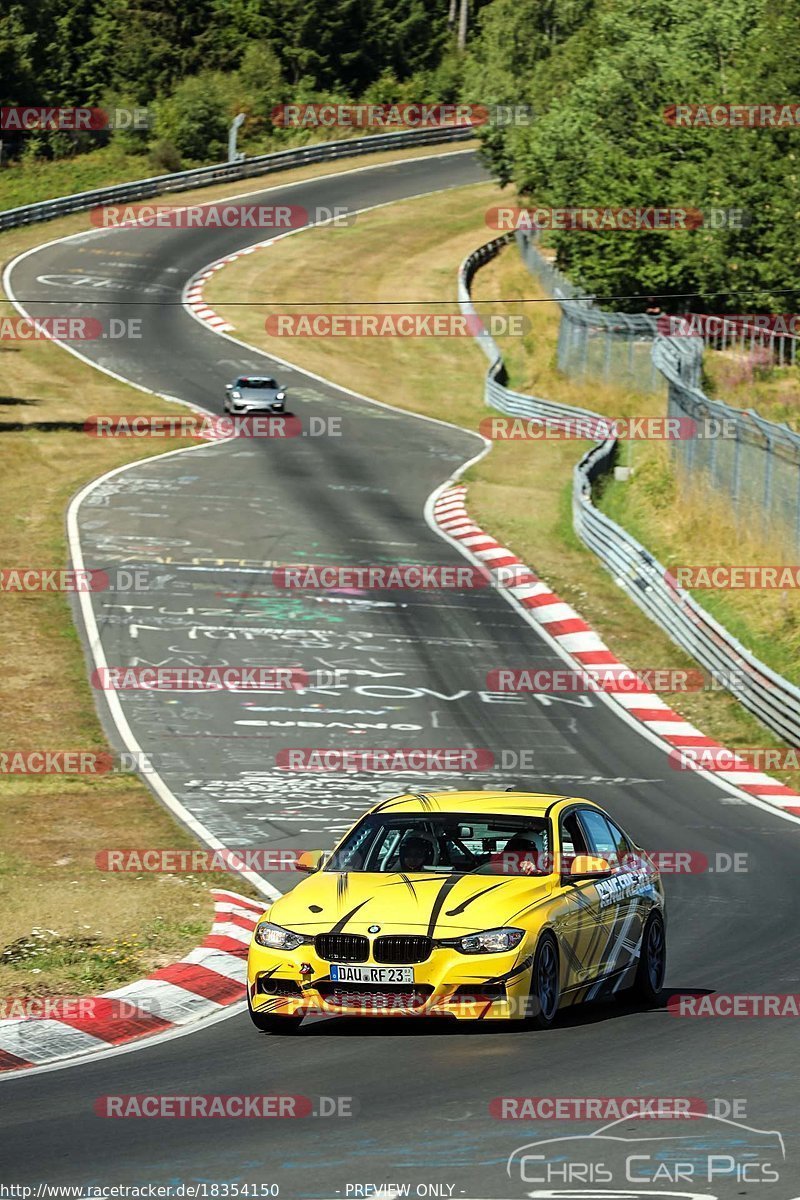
[228,402,285,413]
[247,940,535,1021]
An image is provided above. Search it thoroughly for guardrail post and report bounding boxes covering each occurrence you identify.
[731,423,742,501]
[763,429,774,523]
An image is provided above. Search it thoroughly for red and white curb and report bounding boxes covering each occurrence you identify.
[433,484,800,816]
[184,258,238,331]
[184,246,266,333]
[0,889,265,1073]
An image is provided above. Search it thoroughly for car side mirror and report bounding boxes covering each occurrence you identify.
[225,383,233,390]
[567,854,612,881]
[295,850,328,873]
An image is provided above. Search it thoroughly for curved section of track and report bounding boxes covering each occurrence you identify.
[3,151,800,1200]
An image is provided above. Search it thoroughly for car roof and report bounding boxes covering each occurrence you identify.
[370,791,603,818]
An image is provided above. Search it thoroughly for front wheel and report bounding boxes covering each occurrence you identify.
[630,911,666,1005]
[526,931,561,1029]
[248,999,303,1034]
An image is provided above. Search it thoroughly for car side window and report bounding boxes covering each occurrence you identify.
[578,810,624,866]
[605,817,633,864]
[559,811,589,864]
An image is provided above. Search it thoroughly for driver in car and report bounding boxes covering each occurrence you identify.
[398,834,436,872]
[502,832,546,875]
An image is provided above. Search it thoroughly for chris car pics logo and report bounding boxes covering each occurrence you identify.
[507,1113,785,1188]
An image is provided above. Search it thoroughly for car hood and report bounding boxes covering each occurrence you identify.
[266,871,553,936]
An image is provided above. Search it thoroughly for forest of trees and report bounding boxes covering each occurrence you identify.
[466,0,800,311]
[0,0,479,166]
[2,0,798,312]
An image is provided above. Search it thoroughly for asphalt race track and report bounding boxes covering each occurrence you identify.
[4,149,800,1199]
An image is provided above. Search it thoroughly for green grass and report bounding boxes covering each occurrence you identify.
[0,144,159,211]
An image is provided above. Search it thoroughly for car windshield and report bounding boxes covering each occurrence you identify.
[238,377,276,389]
[325,813,553,875]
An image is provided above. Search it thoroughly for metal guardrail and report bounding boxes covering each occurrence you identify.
[459,236,800,747]
[0,126,475,231]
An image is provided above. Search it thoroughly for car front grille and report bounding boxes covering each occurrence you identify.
[314,933,369,962]
[372,935,432,964]
[316,982,434,1011]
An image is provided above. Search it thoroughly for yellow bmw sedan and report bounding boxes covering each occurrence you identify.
[246,791,666,1032]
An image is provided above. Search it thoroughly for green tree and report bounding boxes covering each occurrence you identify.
[153,71,234,161]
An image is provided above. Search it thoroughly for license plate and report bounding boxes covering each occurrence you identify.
[330,964,414,984]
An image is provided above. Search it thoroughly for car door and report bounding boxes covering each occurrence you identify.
[577,808,645,980]
[549,807,614,990]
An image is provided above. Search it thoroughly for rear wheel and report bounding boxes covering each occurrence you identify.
[630,911,666,1005]
[248,998,303,1034]
[526,931,560,1029]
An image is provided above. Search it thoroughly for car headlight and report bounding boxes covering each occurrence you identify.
[444,927,525,954]
[230,390,241,400]
[253,921,309,951]
[275,391,286,400]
